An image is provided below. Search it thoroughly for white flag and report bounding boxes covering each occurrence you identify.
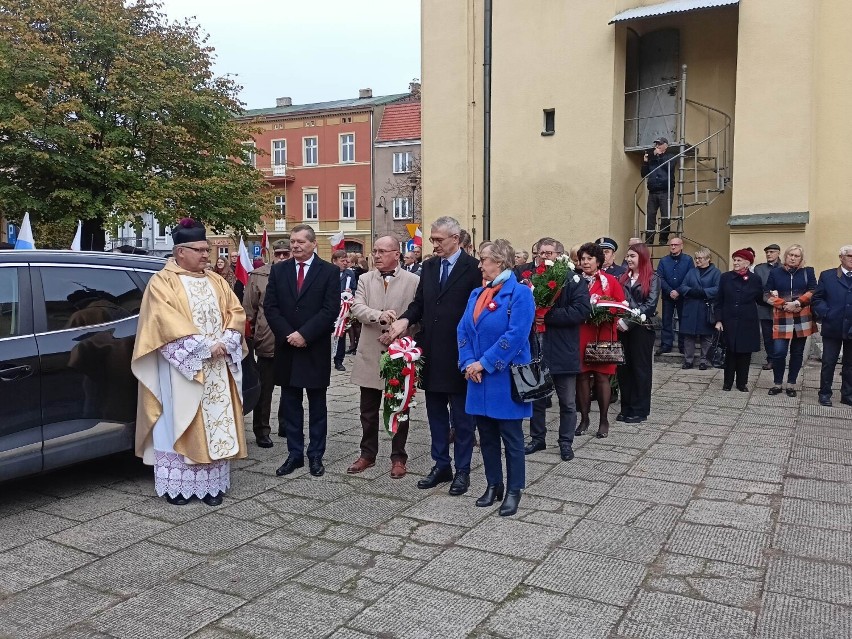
[70,220,82,251]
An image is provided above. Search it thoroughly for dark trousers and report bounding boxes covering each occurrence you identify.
[760,319,775,362]
[425,390,475,472]
[661,296,685,351]
[773,336,807,385]
[359,387,409,463]
[529,373,577,448]
[683,334,713,365]
[724,351,751,389]
[477,416,525,491]
[333,335,346,366]
[618,327,655,418]
[279,386,327,460]
[253,356,275,438]
[645,190,674,244]
[820,337,852,400]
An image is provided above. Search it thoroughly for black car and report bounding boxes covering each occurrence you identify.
[0,251,259,482]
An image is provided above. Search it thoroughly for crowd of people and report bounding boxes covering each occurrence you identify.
[132,216,852,517]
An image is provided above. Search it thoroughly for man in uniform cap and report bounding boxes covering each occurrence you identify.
[243,239,291,447]
[754,243,782,369]
[596,237,626,278]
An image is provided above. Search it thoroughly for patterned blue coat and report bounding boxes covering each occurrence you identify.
[457,274,535,420]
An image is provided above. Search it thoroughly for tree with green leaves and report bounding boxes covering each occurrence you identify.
[0,0,270,249]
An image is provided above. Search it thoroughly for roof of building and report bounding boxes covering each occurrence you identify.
[610,0,738,24]
[375,102,421,143]
[241,93,410,119]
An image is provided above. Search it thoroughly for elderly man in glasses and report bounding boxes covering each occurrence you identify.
[243,239,291,447]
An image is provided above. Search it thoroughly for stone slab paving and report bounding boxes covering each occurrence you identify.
[1,359,851,637]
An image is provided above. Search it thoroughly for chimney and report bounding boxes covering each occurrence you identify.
[276,97,292,107]
[409,81,421,97]
[358,88,373,99]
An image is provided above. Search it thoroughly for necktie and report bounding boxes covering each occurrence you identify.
[296,262,305,293]
[440,259,449,290]
[379,271,396,278]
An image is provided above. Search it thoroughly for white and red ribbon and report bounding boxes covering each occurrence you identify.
[332,290,353,351]
[384,337,423,435]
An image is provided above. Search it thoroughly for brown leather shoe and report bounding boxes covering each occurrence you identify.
[347,457,375,474]
[390,461,407,479]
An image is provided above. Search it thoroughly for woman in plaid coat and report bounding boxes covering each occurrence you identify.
[764,244,817,397]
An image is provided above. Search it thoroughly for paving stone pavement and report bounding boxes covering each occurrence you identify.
[1,358,851,638]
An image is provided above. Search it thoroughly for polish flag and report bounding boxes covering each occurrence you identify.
[330,230,346,251]
[234,236,254,285]
[260,229,269,262]
[413,227,423,246]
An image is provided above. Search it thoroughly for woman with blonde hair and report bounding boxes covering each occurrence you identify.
[764,244,817,397]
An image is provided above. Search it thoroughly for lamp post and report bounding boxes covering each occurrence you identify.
[375,195,388,238]
[407,174,419,224]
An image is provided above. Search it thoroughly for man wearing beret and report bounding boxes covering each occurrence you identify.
[754,243,782,369]
[597,237,626,278]
[243,239,291,447]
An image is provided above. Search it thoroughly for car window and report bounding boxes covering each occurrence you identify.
[135,270,155,288]
[42,267,142,331]
[0,267,22,338]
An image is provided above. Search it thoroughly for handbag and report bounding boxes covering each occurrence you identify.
[710,329,726,369]
[584,322,626,365]
[510,333,554,403]
[704,301,715,327]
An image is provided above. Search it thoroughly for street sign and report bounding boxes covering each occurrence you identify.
[405,223,419,240]
[252,244,261,257]
[7,223,16,245]
[405,239,416,253]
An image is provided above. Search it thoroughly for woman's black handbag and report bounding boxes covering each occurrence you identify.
[710,329,726,368]
[510,334,554,403]
[704,301,715,327]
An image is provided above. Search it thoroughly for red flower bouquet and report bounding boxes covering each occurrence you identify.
[527,256,577,333]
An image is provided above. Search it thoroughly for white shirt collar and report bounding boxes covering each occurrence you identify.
[298,253,316,266]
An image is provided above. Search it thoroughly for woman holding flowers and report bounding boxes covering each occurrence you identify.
[617,243,660,423]
[458,239,535,516]
[576,242,625,438]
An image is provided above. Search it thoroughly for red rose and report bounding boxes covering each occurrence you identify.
[547,281,557,289]
[522,270,533,279]
[388,378,401,387]
[608,308,619,316]
[536,265,546,275]
[384,392,395,399]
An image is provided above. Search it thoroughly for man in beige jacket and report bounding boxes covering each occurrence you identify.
[243,239,290,447]
[348,235,420,478]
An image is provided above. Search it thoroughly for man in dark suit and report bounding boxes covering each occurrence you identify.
[389,216,482,495]
[812,244,852,407]
[331,249,356,371]
[264,224,341,477]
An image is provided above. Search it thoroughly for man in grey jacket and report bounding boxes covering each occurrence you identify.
[753,243,782,369]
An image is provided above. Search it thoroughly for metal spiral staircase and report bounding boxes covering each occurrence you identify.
[630,65,732,268]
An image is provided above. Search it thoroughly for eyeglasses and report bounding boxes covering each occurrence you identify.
[274,251,290,257]
[429,234,458,245]
[181,246,210,254]
[538,250,558,257]
[371,248,397,255]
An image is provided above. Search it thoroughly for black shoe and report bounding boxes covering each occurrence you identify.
[309,458,325,477]
[722,385,732,391]
[624,415,643,424]
[165,493,190,506]
[499,490,522,517]
[682,362,693,369]
[202,492,223,506]
[545,396,553,408]
[345,348,357,355]
[656,347,672,356]
[334,363,346,371]
[560,446,575,461]
[786,388,797,398]
[524,440,545,455]
[737,386,749,393]
[417,465,453,489]
[277,430,286,438]
[256,434,273,448]
[762,362,773,370]
[841,398,852,407]
[475,483,504,507]
[575,419,590,436]
[768,387,783,396]
[275,455,304,476]
[819,394,832,407]
[448,470,470,496]
[699,363,708,370]
[615,413,625,422]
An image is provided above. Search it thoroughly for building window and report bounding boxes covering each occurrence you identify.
[340,190,355,219]
[392,197,412,220]
[340,134,355,163]
[155,221,167,238]
[304,137,318,166]
[542,109,555,136]
[218,246,229,259]
[272,140,287,165]
[393,151,412,174]
[274,194,286,217]
[242,142,256,167]
[304,192,318,220]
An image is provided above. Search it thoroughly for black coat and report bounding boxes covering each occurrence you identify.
[812,267,852,340]
[400,251,482,393]
[540,273,591,375]
[714,271,763,353]
[264,256,341,388]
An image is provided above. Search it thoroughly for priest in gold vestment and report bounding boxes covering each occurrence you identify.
[132,219,247,506]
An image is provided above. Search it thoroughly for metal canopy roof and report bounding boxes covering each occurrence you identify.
[609,0,739,24]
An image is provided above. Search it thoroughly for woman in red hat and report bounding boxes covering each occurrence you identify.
[714,248,764,391]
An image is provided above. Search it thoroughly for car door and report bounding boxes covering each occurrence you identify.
[33,264,143,471]
[0,264,41,482]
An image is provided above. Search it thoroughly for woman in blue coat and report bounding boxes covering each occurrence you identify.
[677,248,721,369]
[458,239,535,517]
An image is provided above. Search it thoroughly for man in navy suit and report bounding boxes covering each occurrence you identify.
[389,216,483,495]
[264,224,341,477]
[812,245,852,407]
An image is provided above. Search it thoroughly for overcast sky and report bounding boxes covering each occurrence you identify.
[160,0,421,110]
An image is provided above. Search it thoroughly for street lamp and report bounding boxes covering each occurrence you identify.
[407,174,418,223]
[375,195,388,237]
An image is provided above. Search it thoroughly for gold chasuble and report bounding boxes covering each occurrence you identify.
[132,260,248,483]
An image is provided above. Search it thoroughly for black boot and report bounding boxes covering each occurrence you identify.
[499,490,522,517]
[202,492,223,506]
[417,465,453,489]
[165,493,190,506]
[475,483,505,507]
